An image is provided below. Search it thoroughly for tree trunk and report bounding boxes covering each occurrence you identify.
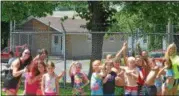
[89,33,104,78]
[1,21,10,49]
[87,1,106,78]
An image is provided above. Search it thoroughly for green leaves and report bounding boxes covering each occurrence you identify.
[2,1,57,22]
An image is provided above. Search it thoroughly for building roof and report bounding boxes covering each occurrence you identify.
[36,16,88,33]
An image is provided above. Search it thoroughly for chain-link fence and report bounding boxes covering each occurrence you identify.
[10,22,179,89]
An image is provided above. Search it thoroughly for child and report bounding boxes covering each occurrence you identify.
[23,60,46,95]
[36,60,47,95]
[103,60,117,96]
[41,61,59,96]
[91,60,105,95]
[73,62,89,96]
[155,58,165,96]
[112,57,125,96]
[124,57,139,96]
[106,54,113,61]
[157,58,174,95]
[135,55,146,96]
[142,58,159,96]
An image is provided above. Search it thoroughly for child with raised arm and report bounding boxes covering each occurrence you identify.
[73,62,89,96]
[113,42,129,96]
[24,60,46,95]
[157,58,174,95]
[91,60,105,96]
[142,58,159,96]
[41,61,59,96]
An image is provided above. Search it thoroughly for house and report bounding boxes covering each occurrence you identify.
[11,9,130,59]
[12,15,126,59]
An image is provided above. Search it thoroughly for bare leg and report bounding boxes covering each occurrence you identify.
[5,89,16,95]
[161,84,168,96]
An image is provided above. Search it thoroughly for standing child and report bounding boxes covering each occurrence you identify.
[24,60,46,95]
[91,60,105,96]
[103,60,117,96]
[135,55,146,96]
[142,58,159,96]
[41,61,59,96]
[73,62,89,96]
[124,57,139,96]
[157,58,174,95]
[36,60,47,95]
[112,57,125,96]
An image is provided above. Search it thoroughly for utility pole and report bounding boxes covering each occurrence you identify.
[10,21,13,50]
[61,23,66,88]
[167,18,173,45]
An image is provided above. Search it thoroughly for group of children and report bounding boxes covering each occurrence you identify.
[24,60,65,95]
[69,42,178,96]
[3,42,178,96]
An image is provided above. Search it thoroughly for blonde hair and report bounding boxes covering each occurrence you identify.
[92,60,101,66]
[113,57,121,63]
[164,58,172,69]
[106,54,113,60]
[165,43,177,59]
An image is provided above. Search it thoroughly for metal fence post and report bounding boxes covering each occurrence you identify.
[10,21,12,50]
[61,23,66,88]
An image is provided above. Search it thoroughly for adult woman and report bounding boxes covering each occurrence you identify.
[165,43,179,95]
[3,48,32,95]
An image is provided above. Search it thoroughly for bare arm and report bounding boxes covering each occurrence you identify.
[69,64,74,77]
[81,73,89,89]
[56,77,59,95]
[57,71,65,80]
[139,71,144,80]
[122,42,128,65]
[41,75,45,95]
[103,74,111,84]
[12,59,26,77]
[115,45,125,58]
[157,67,166,78]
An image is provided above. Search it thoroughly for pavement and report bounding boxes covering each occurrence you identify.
[1,59,91,83]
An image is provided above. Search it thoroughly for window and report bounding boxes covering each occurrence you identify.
[109,35,115,42]
[87,34,92,42]
[54,36,59,44]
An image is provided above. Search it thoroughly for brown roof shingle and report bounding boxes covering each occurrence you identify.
[36,16,88,33]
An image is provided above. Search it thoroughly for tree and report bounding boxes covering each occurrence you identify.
[1,21,9,49]
[118,1,179,52]
[57,1,117,77]
[1,1,57,49]
[87,1,117,77]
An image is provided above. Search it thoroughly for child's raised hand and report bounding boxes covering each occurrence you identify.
[106,74,111,79]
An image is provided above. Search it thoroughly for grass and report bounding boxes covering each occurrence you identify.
[1,82,91,95]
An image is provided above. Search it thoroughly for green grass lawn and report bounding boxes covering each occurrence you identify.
[1,82,91,95]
